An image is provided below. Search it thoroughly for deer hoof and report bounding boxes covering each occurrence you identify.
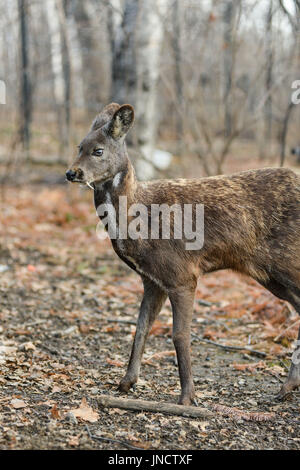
[118,377,136,393]
[178,394,196,406]
[276,389,290,401]
[276,382,297,401]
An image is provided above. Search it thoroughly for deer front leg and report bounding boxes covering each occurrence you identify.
[119,278,167,392]
[169,287,196,406]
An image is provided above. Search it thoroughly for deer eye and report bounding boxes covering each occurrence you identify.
[93,148,103,157]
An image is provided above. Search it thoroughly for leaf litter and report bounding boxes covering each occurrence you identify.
[0,183,299,449]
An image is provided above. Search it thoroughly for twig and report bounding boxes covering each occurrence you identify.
[274,318,300,342]
[192,333,267,358]
[97,394,213,419]
[143,350,176,365]
[213,404,275,422]
[106,318,136,326]
[196,299,220,307]
[85,424,141,450]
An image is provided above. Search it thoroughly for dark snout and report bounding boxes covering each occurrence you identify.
[66,169,76,181]
[66,168,84,182]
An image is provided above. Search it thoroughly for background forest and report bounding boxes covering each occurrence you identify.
[0,0,300,180]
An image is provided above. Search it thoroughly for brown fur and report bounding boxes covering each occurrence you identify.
[67,103,300,405]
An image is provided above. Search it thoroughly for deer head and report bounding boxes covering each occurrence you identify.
[66,103,134,187]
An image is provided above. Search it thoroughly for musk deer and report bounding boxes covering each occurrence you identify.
[66,102,300,406]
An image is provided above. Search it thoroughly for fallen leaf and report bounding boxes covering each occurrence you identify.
[19,341,36,351]
[149,321,172,336]
[50,403,61,420]
[143,350,175,365]
[11,399,27,409]
[106,357,124,367]
[199,421,210,432]
[69,398,99,423]
[68,435,80,446]
[232,361,265,372]
[27,264,36,272]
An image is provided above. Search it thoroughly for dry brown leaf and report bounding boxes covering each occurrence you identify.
[251,301,269,314]
[11,398,27,409]
[143,350,176,365]
[149,321,172,336]
[19,341,36,351]
[68,435,80,447]
[69,398,99,423]
[102,324,120,333]
[199,421,210,432]
[50,403,61,420]
[106,357,124,367]
[232,361,265,372]
[203,329,226,340]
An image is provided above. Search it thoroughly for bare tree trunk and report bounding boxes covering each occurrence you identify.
[109,0,138,106]
[45,0,71,161]
[72,0,100,110]
[59,0,71,153]
[278,0,300,165]
[108,0,167,179]
[264,0,273,143]
[280,101,295,166]
[172,0,184,154]
[223,1,237,137]
[18,0,32,158]
[135,0,166,179]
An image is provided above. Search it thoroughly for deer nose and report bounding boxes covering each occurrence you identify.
[66,169,76,181]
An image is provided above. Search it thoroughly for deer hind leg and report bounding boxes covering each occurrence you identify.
[277,327,300,400]
[169,286,196,406]
[119,277,167,393]
[261,276,300,400]
[277,287,300,400]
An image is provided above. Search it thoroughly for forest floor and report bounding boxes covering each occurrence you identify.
[0,176,299,450]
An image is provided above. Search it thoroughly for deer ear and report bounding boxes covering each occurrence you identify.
[107,104,134,140]
[90,103,120,131]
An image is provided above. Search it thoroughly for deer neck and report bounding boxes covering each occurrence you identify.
[94,154,138,209]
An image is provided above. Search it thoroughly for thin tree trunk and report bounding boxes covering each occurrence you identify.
[278,0,300,165]
[172,0,184,154]
[280,101,295,167]
[58,0,71,152]
[73,0,100,110]
[135,0,166,179]
[223,1,236,137]
[264,0,273,143]
[45,0,71,161]
[18,0,32,158]
[109,0,139,106]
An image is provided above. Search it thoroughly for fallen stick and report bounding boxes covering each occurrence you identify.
[196,299,220,307]
[85,424,141,450]
[143,350,176,365]
[191,334,267,358]
[97,394,213,419]
[213,404,275,422]
[274,318,300,342]
[106,318,136,325]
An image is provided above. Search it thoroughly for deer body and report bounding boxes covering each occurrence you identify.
[67,103,300,405]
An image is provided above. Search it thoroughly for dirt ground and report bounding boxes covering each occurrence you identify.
[0,177,299,450]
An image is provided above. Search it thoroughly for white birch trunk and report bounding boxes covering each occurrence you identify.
[135,0,167,179]
[45,0,71,159]
[45,0,65,107]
